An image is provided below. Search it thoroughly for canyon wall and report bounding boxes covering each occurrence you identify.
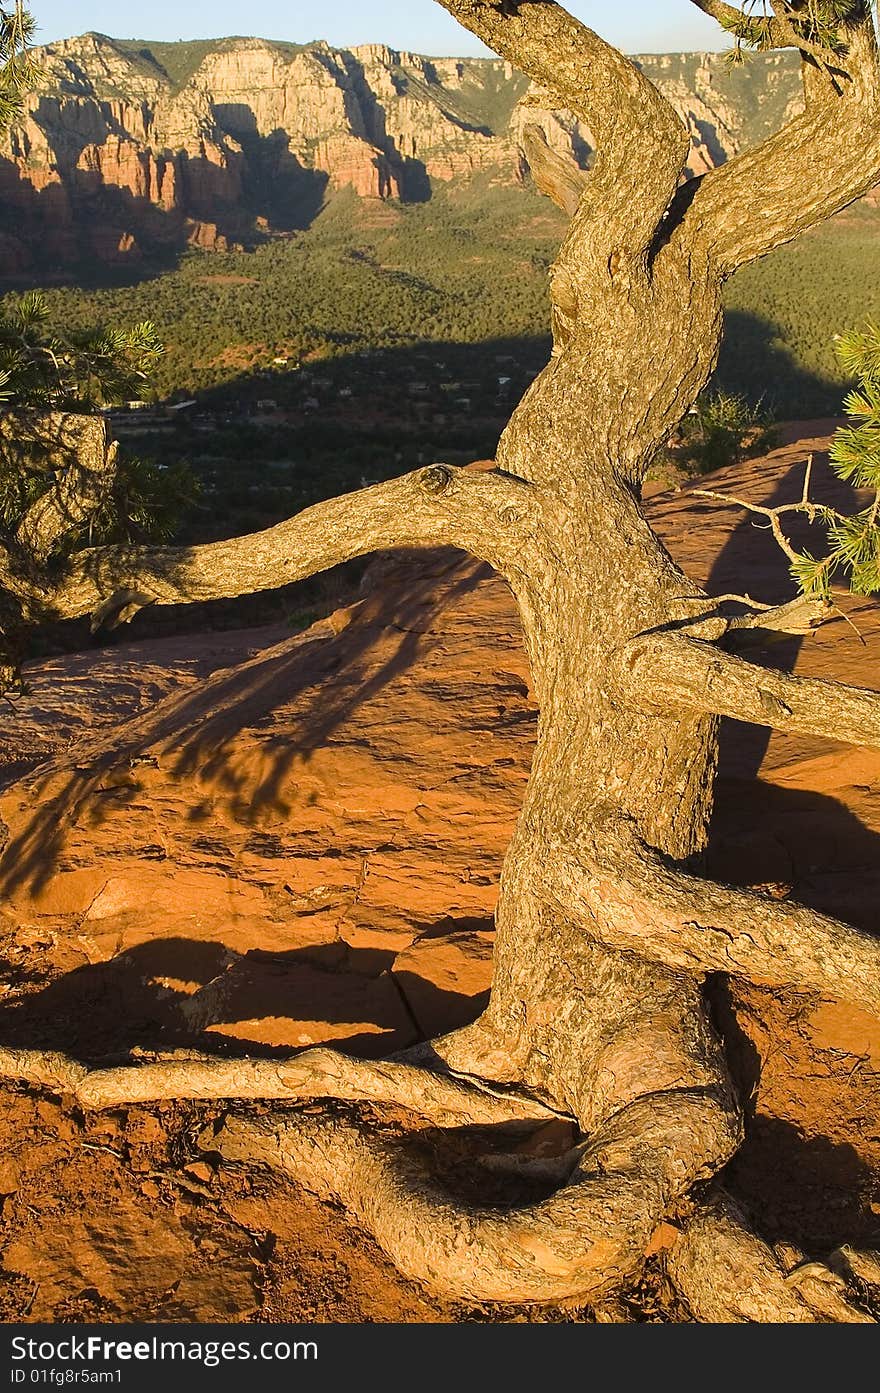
[0,32,803,271]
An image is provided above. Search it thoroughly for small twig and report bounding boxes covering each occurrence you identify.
[671,592,834,637]
[81,1140,125,1158]
[768,509,802,564]
[831,603,867,646]
[693,591,776,611]
[692,480,848,580]
[802,454,814,507]
[727,594,832,635]
[692,486,842,524]
[670,590,803,615]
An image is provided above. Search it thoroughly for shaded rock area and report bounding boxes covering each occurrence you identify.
[0,425,877,1321]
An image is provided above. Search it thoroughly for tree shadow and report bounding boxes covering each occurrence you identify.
[715,308,846,419]
[722,1115,880,1251]
[708,982,880,1254]
[689,435,880,933]
[0,550,495,899]
[708,777,880,934]
[0,930,467,1058]
[695,431,866,784]
[0,924,491,1064]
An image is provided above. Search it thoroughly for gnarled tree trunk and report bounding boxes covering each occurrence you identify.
[3,1,880,1320]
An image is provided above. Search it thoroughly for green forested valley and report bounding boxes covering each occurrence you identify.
[6,181,879,545]
[16,182,880,408]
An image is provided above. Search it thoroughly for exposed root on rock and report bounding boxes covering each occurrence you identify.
[204,1087,740,1305]
[0,1027,873,1318]
[668,1190,877,1323]
[0,1043,560,1126]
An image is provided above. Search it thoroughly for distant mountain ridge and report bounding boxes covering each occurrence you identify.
[0,31,805,272]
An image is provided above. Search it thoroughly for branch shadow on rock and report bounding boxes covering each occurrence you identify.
[695,443,874,784]
[0,930,490,1064]
[708,777,880,935]
[721,1114,880,1253]
[0,551,496,899]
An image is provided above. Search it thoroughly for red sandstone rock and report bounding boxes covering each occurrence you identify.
[0,429,878,1320]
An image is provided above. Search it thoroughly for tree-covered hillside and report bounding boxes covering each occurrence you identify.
[14,181,880,417]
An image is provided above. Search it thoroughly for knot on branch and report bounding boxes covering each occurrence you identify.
[498,504,523,526]
[520,124,588,216]
[419,464,454,496]
[90,587,156,633]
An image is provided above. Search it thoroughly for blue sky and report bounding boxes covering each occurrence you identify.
[29,2,728,56]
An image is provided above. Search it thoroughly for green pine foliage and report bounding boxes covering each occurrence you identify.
[0,291,198,551]
[0,291,164,409]
[0,3,41,134]
[74,452,199,549]
[720,0,861,61]
[789,324,880,600]
[0,444,199,551]
[822,323,880,595]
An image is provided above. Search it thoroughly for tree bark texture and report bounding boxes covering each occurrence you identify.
[2,2,880,1319]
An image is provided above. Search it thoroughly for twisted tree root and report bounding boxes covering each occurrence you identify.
[206,1087,741,1305]
[0,1044,559,1127]
[0,1043,739,1305]
[668,1190,876,1323]
[0,1043,741,1304]
[1,1043,872,1316]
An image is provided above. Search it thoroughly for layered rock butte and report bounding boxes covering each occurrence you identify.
[0,32,807,270]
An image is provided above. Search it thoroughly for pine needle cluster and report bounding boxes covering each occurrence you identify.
[788,324,880,600]
[0,291,164,410]
[0,3,41,133]
[0,295,197,552]
[721,0,863,64]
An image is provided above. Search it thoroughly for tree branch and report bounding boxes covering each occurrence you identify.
[15,417,117,562]
[0,410,117,563]
[547,811,880,1018]
[725,594,833,637]
[206,1085,739,1304]
[436,1,689,246]
[436,1,683,153]
[689,0,759,32]
[3,463,537,628]
[691,470,842,572]
[678,9,880,273]
[618,630,880,750]
[669,1189,874,1322]
[688,0,847,66]
[520,123,588,216]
